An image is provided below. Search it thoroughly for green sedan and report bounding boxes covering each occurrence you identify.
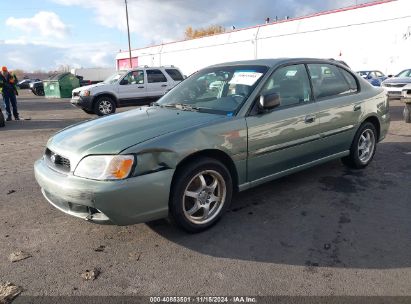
[34,58,390,232]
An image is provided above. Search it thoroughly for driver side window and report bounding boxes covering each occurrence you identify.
[122,70,144,85]
[261,64,312,108]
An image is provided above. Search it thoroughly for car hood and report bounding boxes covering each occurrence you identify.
[47,107,223,164]
[72,82,105,93]
[383,77,411,84]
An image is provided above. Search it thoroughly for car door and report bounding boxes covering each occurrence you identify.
[307,63,361,157]
[117,70,146,104]
[246,64,321,182]
[145,69,169,97]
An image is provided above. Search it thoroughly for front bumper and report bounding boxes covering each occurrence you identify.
[382,86,409,99]
[70,96,93,110]
[34,158,173,225]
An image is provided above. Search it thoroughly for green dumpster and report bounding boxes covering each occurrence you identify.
[43,73,80,98]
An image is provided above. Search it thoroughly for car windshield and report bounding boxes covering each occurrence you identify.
[396,69,411,78]
[103,71,127,84]
[156,65,268,115]
[357,71,370,77]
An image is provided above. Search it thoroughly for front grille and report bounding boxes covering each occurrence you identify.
[45,148,71,173]
[384,83,407,88]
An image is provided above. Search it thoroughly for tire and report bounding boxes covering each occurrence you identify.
[82,109,95,115]
[341,122,377,169]
[0,110,5,128]
[36,87,44,96]
[404,104,411,123]
[93,96,116,116]
[169,157,233,233]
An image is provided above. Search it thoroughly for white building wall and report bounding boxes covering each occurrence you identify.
[116,0,411,75]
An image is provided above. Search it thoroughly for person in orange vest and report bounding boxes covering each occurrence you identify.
[0,66,19,121]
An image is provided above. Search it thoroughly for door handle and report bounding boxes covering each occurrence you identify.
[353,104,361,111]
[138,86,145,89]
[304,115,316,124]
[161,84,168,87]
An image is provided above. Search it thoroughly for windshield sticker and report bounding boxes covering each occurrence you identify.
[229,71,263,86]
[285,70,297,77]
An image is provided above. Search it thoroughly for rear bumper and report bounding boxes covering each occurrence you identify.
[401,89,411,104]
[379,113,390,142]
[70,96,93,110]
[34,158,173,225]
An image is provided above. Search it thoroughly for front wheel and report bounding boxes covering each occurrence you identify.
[341,122,377,169]
[93,96,116,116]
[169,158,233,233]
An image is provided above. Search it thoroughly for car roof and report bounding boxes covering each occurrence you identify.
[124,66,181,72]
[208,58,349,69]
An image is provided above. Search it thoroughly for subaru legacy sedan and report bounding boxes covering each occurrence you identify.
[34,59,390,232]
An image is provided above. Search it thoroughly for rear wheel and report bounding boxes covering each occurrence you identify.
[169,158,233,233]
[93,96,116,116]
[404,104,411,123]
[341,122,377,169]
[36,87,44,96]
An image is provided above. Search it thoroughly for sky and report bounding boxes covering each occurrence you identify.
[0,0,375,72]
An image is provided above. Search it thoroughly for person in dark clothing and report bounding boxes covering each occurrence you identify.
[0,66,19,121]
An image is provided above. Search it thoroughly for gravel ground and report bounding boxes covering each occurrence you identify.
[0,90,410,298]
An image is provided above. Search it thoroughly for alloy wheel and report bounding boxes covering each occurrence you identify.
[358,128,375,164]
[182,170,226,225]
[98,100,113,115]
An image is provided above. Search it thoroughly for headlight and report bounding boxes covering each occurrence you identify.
[80,90,91,97]
[74,155,135,180]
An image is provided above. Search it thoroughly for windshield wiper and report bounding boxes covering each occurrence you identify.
[161,103,200,112]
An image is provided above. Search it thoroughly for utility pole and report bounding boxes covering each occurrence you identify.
[125,0,132,68]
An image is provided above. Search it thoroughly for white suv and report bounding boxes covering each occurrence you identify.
[71,66,184,115]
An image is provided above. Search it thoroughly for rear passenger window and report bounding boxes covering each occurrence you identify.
[340,69,358,92]
[147,70,167,83]
[307,64,355,99]
[165,69,184,81]
[261,64,312,108]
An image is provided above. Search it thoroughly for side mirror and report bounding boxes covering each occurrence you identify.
[119,79,128,85]
[259,92,280,111]
[388,75,393,78]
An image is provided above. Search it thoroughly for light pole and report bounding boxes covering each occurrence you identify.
[125,0,133,68]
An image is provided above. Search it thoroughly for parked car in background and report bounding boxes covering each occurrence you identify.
[71,66,184,115]
[29,80,45,96]
[381,68,411,99]
[35,58,389,232]
[17,79,40,89]
[357,70,387,86]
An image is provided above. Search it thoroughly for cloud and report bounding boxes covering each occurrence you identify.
[0,40,117,71]
[6,11,70,39]
[52,0,374,43]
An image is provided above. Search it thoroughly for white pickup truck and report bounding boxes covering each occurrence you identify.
[71,66,184,115]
